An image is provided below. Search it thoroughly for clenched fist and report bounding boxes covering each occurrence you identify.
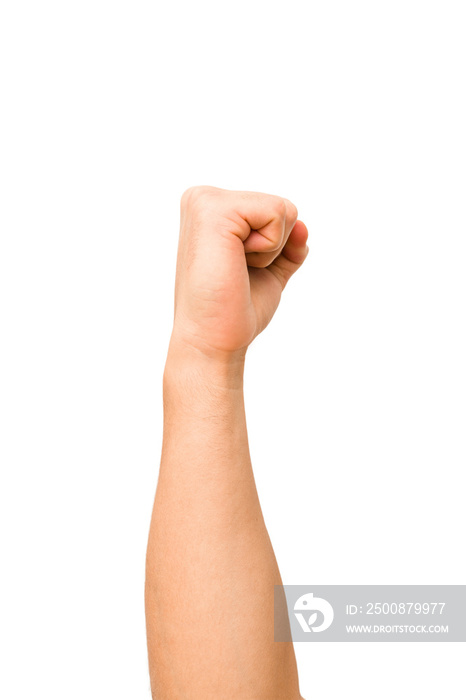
[169,185,309,362]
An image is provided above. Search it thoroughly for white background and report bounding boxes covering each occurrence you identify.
[1,1,465,698]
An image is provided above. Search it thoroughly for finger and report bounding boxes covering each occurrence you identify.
[180,185,296,253]
[265,220,309,290]
[244,197,299,267]
[236,193,297,254]
[179,186,299,270]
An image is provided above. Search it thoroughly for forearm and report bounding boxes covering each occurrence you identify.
[145,340,301,699]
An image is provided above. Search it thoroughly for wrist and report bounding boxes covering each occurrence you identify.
[164,332,246,392]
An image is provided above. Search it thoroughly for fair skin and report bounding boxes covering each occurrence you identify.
[145,185,309,700]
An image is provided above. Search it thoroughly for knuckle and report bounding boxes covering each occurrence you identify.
[180,185,195,205]
[285,200,298,222]
[180,187,194,213]
[273,197,287,219]
[266,235,282,252]
[180,185,214,211]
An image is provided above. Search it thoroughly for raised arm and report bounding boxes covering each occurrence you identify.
[145,185,309,700]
